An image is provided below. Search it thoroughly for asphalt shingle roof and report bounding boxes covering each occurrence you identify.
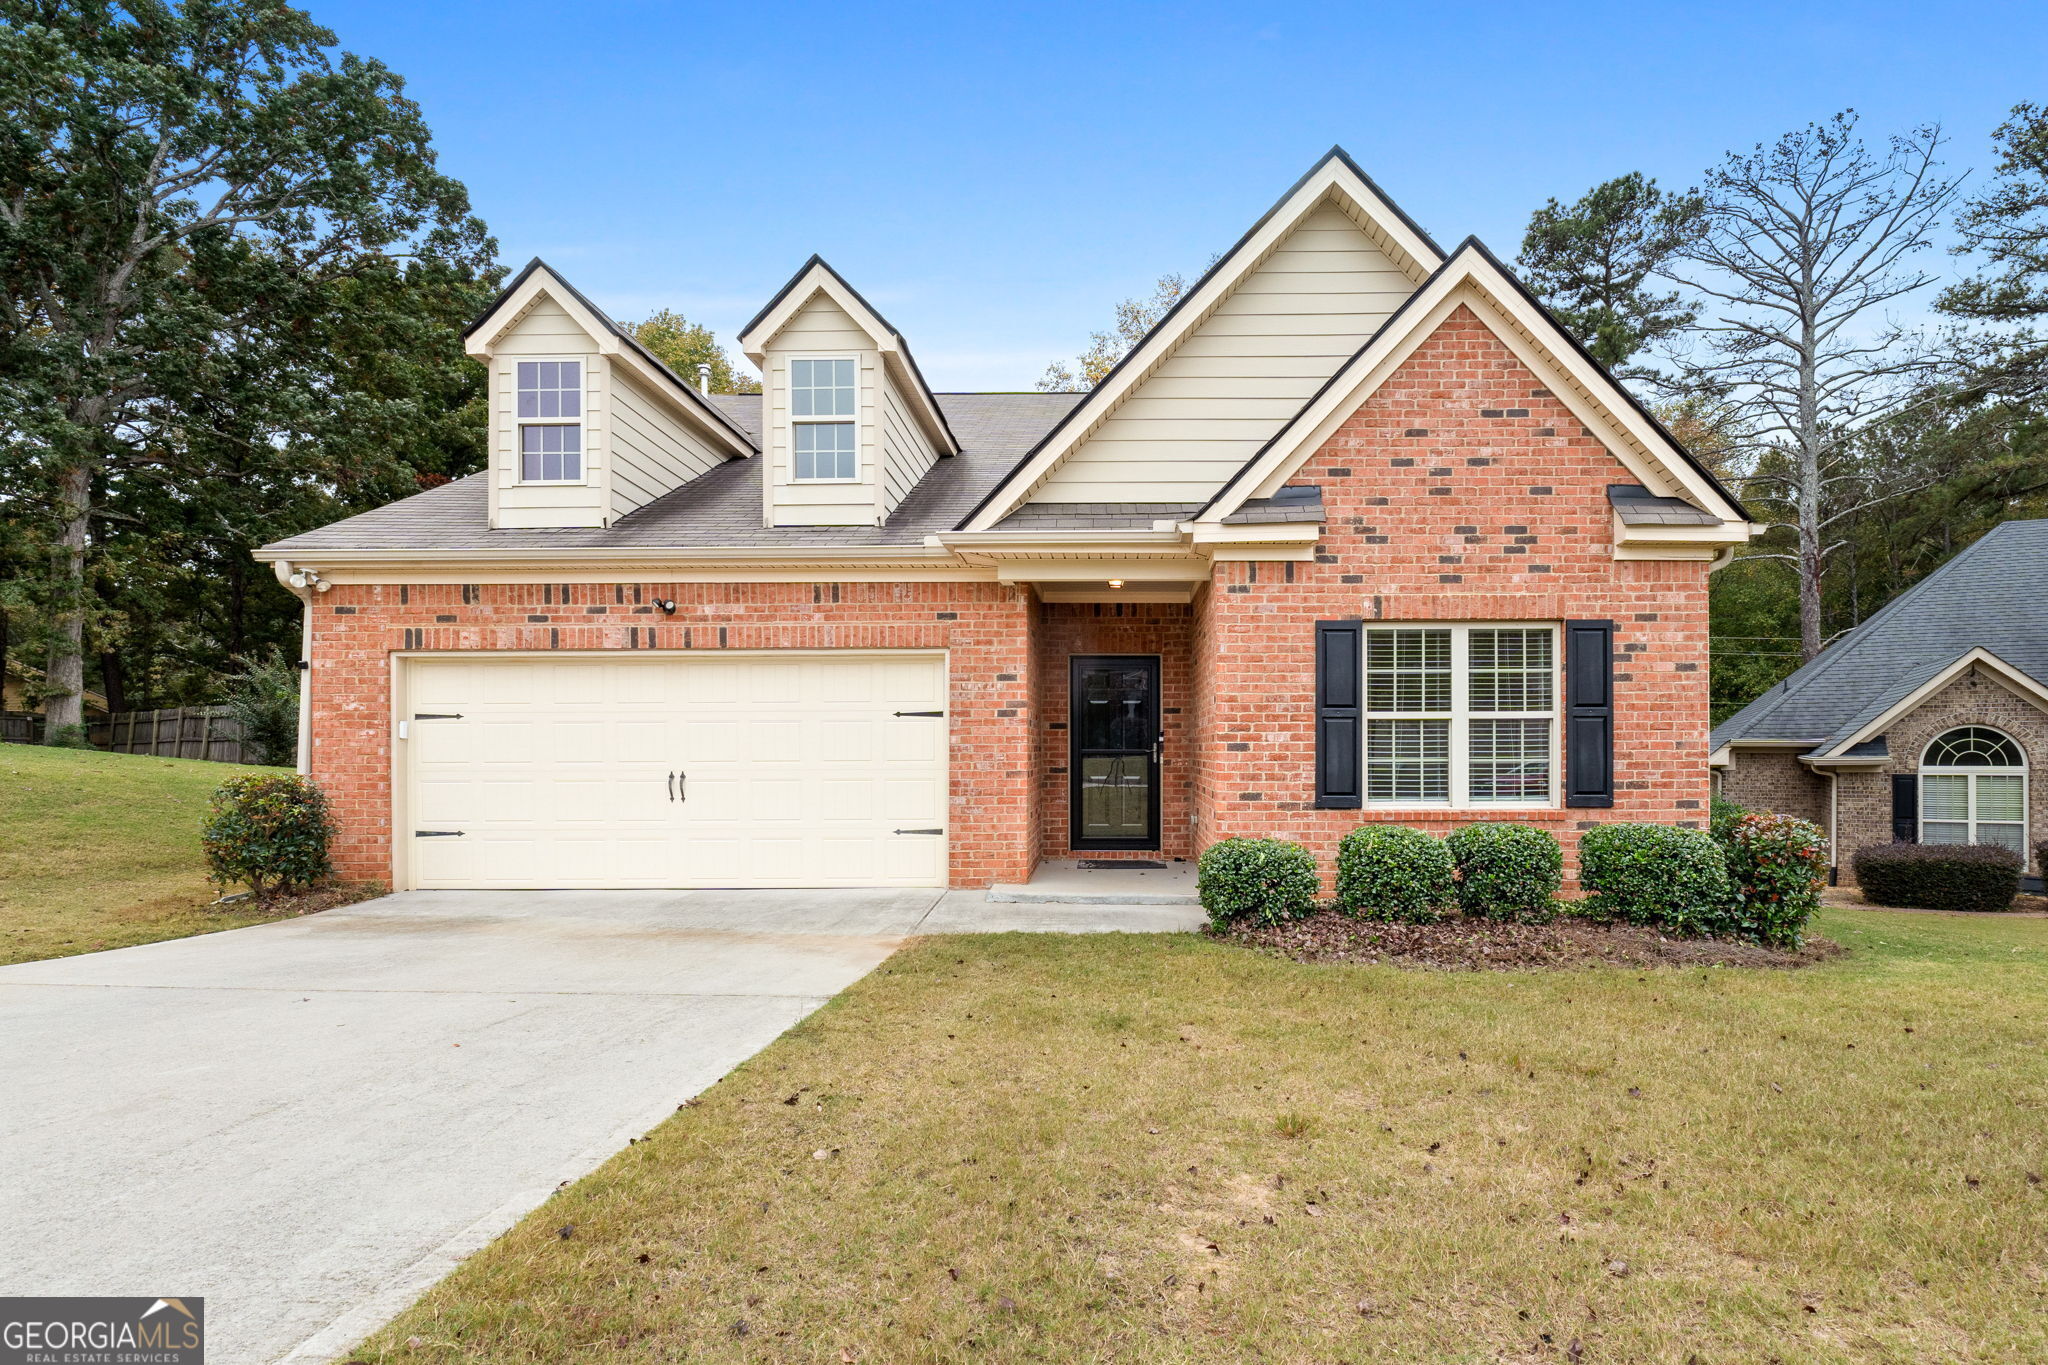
[1710,518,2048,753]
[261,393,1083,555]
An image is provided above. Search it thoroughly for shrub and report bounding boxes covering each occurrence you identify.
[1851,842,2021,913]
[1719,812,1829,948]
[1197,837,1319,929]
[1577,823,1735,937]
[202,773,334,901]
[1334,825,1455,922]
[1445,823,1562,921]
[1709,794,1751,842]
[222,648,302,767]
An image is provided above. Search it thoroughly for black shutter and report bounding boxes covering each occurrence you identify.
[1891,774,1918,842]
[1564,619,1615,808]
[1314,619,1363,808]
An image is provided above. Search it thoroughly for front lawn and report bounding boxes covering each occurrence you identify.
[0,744,306,964]
[363,907,2048,1363]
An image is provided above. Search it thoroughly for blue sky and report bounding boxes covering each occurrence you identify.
[322,0,2048,390]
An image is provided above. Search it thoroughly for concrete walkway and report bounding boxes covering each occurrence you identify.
[0,888,1196,1363]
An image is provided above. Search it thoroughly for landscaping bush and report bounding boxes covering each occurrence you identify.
[1709,794,1751,842]
[222,648,302,767]
[202,773,334,902]
[1576,823,1735,936]
[1445,822,1562,921]
[1197,837,1319,929]
[1851,842,2021,913]
[1334,825,1455,922]
[1718,811,1829,948]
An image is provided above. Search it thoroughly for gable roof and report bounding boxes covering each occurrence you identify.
[957,147,1448,530]
[463,258,757,456]
[737,255,960,457]
[1197,237,1748,525]
[1711,518,2048,753]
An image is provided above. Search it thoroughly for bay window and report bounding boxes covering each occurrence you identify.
[1363,624,1557,806]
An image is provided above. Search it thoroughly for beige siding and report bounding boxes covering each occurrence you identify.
[1033,202,1415,504]
[607,369,728,521]
[490,296,606,529]
[760,293,883,526]
[880,373,940,513]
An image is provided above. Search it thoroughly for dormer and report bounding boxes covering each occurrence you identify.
[738,258,959,527]
[462,259,755,530]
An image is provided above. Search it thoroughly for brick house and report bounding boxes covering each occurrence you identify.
[1714,518,2048,887]
[255,149,1754,894]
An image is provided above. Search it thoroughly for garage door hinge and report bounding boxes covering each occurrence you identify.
[893,827,944,835]
[415,830,465,837]
[892,710,945,717]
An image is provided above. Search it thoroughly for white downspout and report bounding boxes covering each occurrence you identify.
[272,560,314,774]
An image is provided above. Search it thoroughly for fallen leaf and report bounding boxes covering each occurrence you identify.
[557,1225,575,1240]
[636,1252,651,1264]
[1607,1259,1629,1277]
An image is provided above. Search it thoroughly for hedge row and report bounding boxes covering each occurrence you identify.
[1198,811,1829,948]
[1851,841,2020,913]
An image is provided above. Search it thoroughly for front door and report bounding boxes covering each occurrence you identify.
[1069,655,1161,850]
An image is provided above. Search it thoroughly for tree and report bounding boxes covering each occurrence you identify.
[1036,273,1190,391]
[0,0,493,741]
[1656,113,1964,661]
[629,308,760,393]
[1941,102,2048,392]
[1518,172,1697,370]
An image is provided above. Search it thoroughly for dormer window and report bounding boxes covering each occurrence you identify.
[518,359,583,482]
[791,357,856,480]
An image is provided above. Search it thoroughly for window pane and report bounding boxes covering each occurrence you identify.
[1471,719,1551,801]
[1365,629,1451,712]
[1470,628,1553,712]
[1925,726,2024,767]
[520,424,580,480]
[1367,718,1449,802]
[1921,774,1969,822]
[795,422,854,479]
[1978,823,2027,854]
[1922,820,1969,845]
[792,356,855,419]
[1975,774,2025,822]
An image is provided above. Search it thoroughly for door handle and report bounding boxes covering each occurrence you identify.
[668,771,675,802]
[678,770,687,803]
[1153,733,1164,765]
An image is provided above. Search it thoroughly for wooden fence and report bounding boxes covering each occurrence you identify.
[1,705,252,763]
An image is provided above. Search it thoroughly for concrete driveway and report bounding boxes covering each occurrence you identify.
[0,889,1193,1363]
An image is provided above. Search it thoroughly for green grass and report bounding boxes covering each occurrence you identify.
[0,744,295,964]
[362,907,2048,1363]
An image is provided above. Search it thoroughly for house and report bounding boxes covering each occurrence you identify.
[253,149,1754,894]
[1713,518,2048,885]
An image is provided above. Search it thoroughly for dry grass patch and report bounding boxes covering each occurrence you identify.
[362,908,2048,1364]
[0,744,372,964]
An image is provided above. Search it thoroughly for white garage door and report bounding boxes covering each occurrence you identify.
[401,653,947,889]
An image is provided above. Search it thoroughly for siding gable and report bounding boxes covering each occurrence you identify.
[1030,202,1417,505]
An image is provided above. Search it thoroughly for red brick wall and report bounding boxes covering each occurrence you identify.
[1191,304,1714,886]
[304,580,1039,889]
[1034,602,1195,861]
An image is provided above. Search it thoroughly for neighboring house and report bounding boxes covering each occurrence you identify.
[1713,518,2048,886]
[2,663,109,716]
[254,149,1754,894]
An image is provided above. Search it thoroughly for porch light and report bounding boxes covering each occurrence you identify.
[1107,579,1124,589]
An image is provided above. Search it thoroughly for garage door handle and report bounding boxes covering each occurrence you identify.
[893,710,944,717]
[413,713,463,720]
[415,830,465,837]
[668,771,675,802]
[893,827,944,835]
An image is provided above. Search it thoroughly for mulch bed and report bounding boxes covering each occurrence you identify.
[213,881,383,919]
[1218,909,1844,971]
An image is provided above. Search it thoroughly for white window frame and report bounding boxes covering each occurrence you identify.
[1919,726,2029,859]
[788,354,860,483]
[1360,622,1561,810]
[514,356,587,485]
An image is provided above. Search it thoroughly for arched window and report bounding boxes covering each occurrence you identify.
[1920,726,2028,855]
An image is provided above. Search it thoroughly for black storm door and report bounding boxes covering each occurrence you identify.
[1070,655,1161,850]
